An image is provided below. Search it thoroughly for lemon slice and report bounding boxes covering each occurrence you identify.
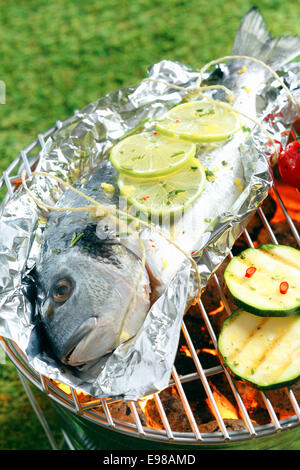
[110,131,196,178]
[118,158,206,216]
[155,99,241,142]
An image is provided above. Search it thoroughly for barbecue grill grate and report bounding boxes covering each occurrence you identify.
[0,114,300,449]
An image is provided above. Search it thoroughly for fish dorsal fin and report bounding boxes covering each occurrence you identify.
[232,7,300,70]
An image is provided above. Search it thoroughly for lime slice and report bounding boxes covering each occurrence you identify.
[155,99,241,142]
[118,158,206,216]
[110,131,196,178]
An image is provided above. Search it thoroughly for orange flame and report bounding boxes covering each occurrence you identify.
[270,184,300,224]
[180,345,192,358]
[53,380,72,395]
[170,385,179,397]
[207,300,224,316]
[205,383,239,420]
[53,380,88,399]
[138,394,155,413]
[202,348,218,356]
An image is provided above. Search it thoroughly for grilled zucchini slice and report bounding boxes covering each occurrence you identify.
[224,244,300,316]
[218,308,300,390]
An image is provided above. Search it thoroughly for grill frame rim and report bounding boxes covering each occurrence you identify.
[0,115,300,447]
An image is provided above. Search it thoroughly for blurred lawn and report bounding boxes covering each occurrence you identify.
[0,0,299,450]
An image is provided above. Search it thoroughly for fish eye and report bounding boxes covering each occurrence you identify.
[53,279,72,303]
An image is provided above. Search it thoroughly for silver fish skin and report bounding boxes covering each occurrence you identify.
[35,8,300,368]
[35,161,151,366]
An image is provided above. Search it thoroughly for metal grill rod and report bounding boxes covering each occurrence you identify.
[171,366,202,441]
[181,320,230,440]
[153,393,174,441]
[196,299,257,437]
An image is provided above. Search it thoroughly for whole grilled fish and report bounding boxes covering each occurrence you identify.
[35,8,300,367]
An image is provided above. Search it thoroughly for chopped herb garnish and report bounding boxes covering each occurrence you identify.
[164,189,186,205]
[191,166,198,170]
[174,189,186,195]
[204,218,211,223]
[221,160,228,166]
[70,232,84,248]
[132,154,145,161]
[205,169,216,182]
[242,125,251,133]
[167,189,186,199]
[195,108,215,117]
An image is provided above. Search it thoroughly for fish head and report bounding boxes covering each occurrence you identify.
[36,223,150,366]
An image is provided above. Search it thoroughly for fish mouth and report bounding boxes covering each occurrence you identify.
[61,316,117,366]
[61,316,99,366]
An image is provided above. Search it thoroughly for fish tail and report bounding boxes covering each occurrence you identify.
[231,7,300,70]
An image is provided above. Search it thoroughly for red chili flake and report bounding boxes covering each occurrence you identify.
[264,112,277,123]
[153,131,157,135]
[191,251,195,255]
[279,281,289,294]
[175,119,180,123]
[143,196,150,201]
[151,245,155,248]
[245,266,256,278]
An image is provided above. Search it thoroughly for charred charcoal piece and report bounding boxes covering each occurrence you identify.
[142,387,192,432]
[199,418,248,433]
[257,220,300,248]
[101,400,147,426]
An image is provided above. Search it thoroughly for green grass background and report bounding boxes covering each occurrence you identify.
[0,0,299,450]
